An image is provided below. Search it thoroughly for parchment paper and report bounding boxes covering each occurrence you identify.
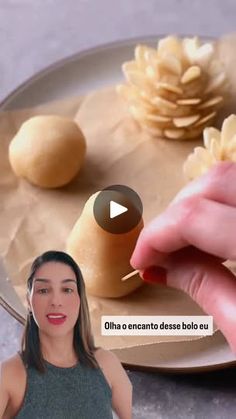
[2,34,236,350]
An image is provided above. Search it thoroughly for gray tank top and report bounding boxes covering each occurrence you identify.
[15,355,113,419]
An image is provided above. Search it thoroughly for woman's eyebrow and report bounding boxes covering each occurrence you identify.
[34,278,77,283]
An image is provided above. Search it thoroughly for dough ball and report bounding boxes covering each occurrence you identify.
[67,192,143,298]
[9,115,86,188]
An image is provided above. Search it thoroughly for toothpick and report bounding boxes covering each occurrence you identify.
[121,269,139,282]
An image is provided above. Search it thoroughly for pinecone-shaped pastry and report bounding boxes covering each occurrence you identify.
[117,36,227,140]
[184,114,236,179]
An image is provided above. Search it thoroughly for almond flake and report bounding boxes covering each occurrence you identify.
[164,129,185,139]
[177,98,201,105]
[181,66,201,84]
[198,96,223,109]
[193,111,216,127]
[151,96,177,109]
[155,82,183,94]
[173,115,200,127]
[159,54,182,75]
[146,114,171,123]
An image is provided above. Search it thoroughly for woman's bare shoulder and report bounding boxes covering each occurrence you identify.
[1,353,23,368]
[94,347,132,412]
[1,353,25,382]
[1,354,27,417]
[94,348,131,383]
[94,348,123,389]
[94,347,120,366]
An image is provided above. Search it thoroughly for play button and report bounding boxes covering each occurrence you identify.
[110,201,128,219]
[93,185,143,234]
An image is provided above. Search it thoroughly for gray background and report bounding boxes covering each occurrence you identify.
[1,1,236,418]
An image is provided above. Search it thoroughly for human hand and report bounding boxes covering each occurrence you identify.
[130,161,236,353]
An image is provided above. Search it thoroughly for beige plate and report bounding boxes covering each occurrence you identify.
[1,36,236,373]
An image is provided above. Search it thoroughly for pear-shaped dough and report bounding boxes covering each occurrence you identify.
[67,192,143,298]
[9,115,86,188]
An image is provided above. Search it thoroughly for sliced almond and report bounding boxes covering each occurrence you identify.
[122,61,138,74]
[135,45,145,61]
[144,48,158,64]
[151,96,177,109]
[182,37,199,62]
[140,90,152,100]
[198,96,223,109]
[125,72,147,88]
[134,45,158,68]
[194,43,214,67]
[158,36,183,61]
[204,72,226,94]
[155,82,183,95]
[221,115,236,146]
[116,84,138,101]
[203,127,221,149]
[159,54,182,75]
[225,135,236,154]
[164,128,185,139]
[193,111,216,127]
[181,66,201,84]
[129,105,146,119]
[194,147,213,163]
[123,68,149,90]
[145,65,157,79]
[134,45,151,68]
[173,114,200,127]
[177,98,201,105]
[139,98,155,112]
[209,137,222,159]
[146,114,172,123]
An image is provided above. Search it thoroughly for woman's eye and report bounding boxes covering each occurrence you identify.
[35,287,75,294]
[37,288,49,294]
[64,288,74,293]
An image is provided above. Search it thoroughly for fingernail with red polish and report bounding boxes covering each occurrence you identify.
[142,266,167,285]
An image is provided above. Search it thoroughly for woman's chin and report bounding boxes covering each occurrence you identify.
[39,323,74,338]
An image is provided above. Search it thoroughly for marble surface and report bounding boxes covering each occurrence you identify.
[1,1,236,418]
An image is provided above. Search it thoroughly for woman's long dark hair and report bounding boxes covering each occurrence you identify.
[21,250,99,373]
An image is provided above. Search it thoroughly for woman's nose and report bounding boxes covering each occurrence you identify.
[49,291,62,307]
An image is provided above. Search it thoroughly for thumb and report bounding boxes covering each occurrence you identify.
[141,249,236,354]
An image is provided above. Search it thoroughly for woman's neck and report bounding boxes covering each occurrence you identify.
[39,331,78,367]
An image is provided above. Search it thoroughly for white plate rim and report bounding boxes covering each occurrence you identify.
[0,33,215,109]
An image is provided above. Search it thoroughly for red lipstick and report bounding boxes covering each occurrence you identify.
[46,313,67,325]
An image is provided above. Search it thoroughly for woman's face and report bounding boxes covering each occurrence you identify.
[28,261,80,337]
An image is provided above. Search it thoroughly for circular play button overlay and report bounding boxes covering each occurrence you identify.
[93,185,143,234]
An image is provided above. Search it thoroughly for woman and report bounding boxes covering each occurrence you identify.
[0,250,132,419]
